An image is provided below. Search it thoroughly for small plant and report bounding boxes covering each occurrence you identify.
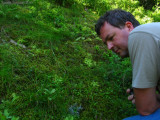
[0,110,19,120]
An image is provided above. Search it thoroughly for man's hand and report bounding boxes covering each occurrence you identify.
[126,88,135,104]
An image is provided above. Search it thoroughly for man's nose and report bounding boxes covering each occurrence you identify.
[107,41,114,50]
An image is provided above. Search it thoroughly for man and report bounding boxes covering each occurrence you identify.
[95,9,160,119]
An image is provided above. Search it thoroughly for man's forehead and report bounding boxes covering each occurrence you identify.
[100,22,113,38]
[100,22,113,32]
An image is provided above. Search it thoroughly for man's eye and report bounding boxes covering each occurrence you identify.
[110,36,113,40]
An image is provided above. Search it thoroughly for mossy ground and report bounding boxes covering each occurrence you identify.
[0,0,159,119]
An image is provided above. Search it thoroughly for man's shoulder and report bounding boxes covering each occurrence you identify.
[129,22,160,38]
[130,22,160,34]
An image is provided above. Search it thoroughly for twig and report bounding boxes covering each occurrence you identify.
[10,39,26,48]
[0,26,26,48]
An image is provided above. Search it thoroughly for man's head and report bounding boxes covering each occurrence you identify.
[95,9,140,58]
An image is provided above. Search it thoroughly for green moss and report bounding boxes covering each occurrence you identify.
[0,0,158,119]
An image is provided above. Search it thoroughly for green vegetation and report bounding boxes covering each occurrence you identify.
[0,0,160,119]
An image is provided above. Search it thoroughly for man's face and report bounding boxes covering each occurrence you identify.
[100,22,133,58]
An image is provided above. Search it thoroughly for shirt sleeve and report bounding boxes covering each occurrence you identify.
[128,32,159,88]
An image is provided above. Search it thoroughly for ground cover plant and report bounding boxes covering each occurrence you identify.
[0,0,160,119]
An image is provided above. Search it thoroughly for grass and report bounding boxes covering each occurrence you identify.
[1,0,158,119]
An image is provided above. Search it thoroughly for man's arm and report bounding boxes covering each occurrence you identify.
[128,32,160,115]
[134,87,160,115]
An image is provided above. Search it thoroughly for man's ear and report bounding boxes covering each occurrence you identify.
[125,21,134,32]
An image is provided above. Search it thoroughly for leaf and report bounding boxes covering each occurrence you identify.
[11,116,19,120]
[4,110,11,119]
[12,93,19,102]
[48,97,52,101]
[0,111,6,120]
[64,115,74,120]
[50,89,56,94]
